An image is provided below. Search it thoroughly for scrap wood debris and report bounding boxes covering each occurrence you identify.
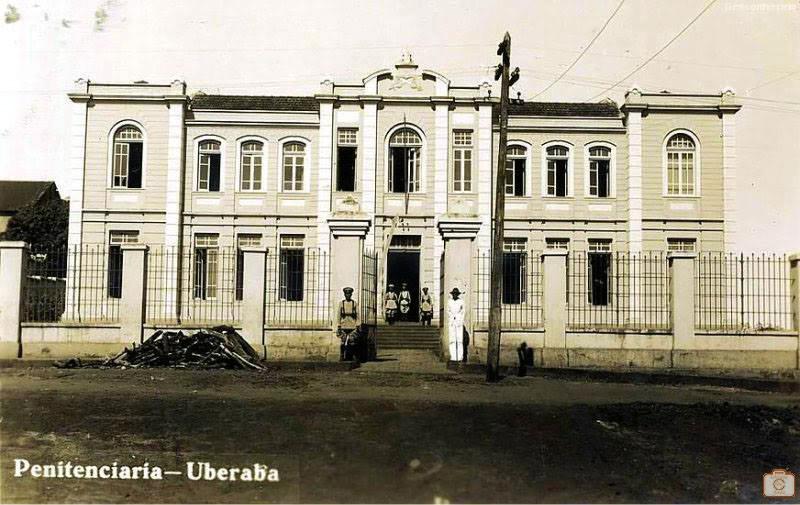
[54,326,265,370]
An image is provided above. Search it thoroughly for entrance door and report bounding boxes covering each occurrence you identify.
[386,250,420,322]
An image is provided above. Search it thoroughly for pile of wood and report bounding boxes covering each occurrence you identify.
[99,326,265,370]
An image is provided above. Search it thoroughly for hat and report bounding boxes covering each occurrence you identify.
[450,287,462,295]
[343,287,354,294]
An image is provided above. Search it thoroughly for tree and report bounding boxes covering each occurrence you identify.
[4,197,69,251]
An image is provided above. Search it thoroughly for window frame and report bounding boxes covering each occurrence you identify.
[584,141,616,198]
[587,239,613,306]
[451,129,474,193]
[505,141,531,197]
[235,233,263,301]
[384,123,426,194]
[335,128,358,192]
[193,233,220,300]
[278,234,305,302]
[666,237,698,253]
[107,120,146,190]
[662,129,701,197]
[235,136,267,193]
[193,135,226,193]
[106,230,139,299]
[541,141,574,197]
[502,238,528,305]
[278,137,311,193]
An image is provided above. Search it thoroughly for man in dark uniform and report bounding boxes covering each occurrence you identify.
[338,287,360,361]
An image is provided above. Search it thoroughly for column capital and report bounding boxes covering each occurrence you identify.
[328,216,372,237]
[437,218,482,239]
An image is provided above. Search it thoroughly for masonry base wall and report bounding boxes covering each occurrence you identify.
[264,328,338,361]
[470,329,799,370]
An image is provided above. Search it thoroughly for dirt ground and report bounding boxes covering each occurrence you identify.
[1,366,799,503]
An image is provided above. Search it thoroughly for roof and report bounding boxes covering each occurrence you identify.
[495,100,620,121]
[0,181,57,213]
[191,94,320,112]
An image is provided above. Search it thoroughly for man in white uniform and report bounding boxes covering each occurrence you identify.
[447,287,465,362]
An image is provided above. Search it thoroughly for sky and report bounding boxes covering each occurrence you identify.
[1,0,798,253]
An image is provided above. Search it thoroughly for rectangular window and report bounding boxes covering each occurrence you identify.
[589,159,610,197]
[546,238,570,251]
[336,129,357,192]
[199,153,221,191]
[452,131,473,192]
[547,158,568,197]
[502,238,527,304]
[235,234,262,301]
[194,234,219,300]
[667,238,696,253]
[107,231,139,298]
[505,158,526,197]
[279,235,305,301]
[587,240,611,306]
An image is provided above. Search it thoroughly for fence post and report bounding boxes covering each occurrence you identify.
[790,254,800,369]
[669,252,696,356]
[0,242,27,358]
[542,250,568,367]
[121,244,147,344]
[437,219,481,362]
[328,217,372,324]
[241,246,267,358]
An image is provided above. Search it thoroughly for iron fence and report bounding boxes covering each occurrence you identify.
[22,245,120,323]
[144,246,181,324]
[473,249,543,329]
[567,252,671,330]
[264,248,330,327]
[360,249,378,326]
[695,253,793,331]
[179,247,240,325]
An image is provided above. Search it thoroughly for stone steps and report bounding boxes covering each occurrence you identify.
[375,325,440,351]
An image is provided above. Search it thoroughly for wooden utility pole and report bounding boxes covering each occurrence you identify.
[486,32,519,382]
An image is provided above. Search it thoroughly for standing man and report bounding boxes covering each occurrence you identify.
[447,287,465,362]
[338,287,360,361]
[398,282,412,322]
[419,287,433,326]
[384,283,398,325]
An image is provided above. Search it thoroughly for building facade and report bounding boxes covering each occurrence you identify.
[65,54,741,330]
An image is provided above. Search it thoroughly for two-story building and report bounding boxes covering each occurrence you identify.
[65,53,740,332]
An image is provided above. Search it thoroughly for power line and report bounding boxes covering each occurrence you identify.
[745,69,800,94]
[586,0,718,102]
[532,0,626,99]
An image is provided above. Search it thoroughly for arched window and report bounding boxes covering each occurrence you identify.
[240,141,264,191]
[388,128,422,193]
[505,145,527,197]
[198,140,222,192]
[112,125,143,188]
[665,133,696,195]
[588,146,611,198]
[282,142,306,192]
[545,145,569,197]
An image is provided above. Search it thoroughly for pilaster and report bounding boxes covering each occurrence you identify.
[360,99,380,250]
[722,108,738,252]
[317,99,335,253]
[433,99,450,325]
[476,103,493,251]
[66,82,90,316]
[164,84,187,319]
[626,108,643,254]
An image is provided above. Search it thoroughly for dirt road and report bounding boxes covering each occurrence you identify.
[1,367,798,503]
